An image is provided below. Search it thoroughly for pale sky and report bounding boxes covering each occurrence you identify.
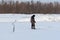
[0,0,60,3]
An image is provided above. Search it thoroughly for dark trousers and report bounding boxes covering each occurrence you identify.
[31,23,35,29]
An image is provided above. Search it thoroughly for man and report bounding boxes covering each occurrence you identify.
[31,15,36,29]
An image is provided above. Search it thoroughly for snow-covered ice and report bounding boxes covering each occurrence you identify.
[0,14,60,40]
[0,14,60,22]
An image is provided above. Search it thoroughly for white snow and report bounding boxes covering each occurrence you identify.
[0,14,60,22]
[0,14,60,40]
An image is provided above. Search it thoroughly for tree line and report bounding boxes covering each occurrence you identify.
[0,1,60,14]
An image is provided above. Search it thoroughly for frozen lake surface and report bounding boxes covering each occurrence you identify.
[0,14,60,40]
[0,14,60,22]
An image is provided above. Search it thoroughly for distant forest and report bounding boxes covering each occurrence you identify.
[0,0,60,14]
